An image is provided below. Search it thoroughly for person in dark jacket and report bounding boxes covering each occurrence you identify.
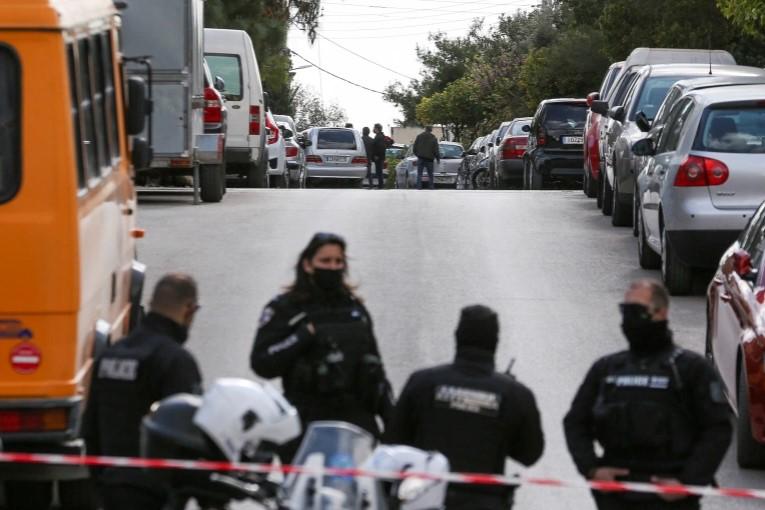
[251,232,394,460]
[412,125,440,190]
[387,305,544,510]
[83,273,203,510]
[564,279,732,510]
[362,126,375,188]
[371,123,387,189]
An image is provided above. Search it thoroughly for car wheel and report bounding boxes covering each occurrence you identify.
[611,176,632,227]
[661,227,692,295]
[5,481,53,510]
[528,162,543,190]
[595,172,603,209]
[584,166,597,198]
[737,366,765,468]
[632,184,639,237]
[246,162,267,188]
[199,164,225,203]
[473,169,491,190]
[637,204,660,269]
[601,169,613,215]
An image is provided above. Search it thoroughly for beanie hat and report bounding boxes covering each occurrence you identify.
[455,305,499,353]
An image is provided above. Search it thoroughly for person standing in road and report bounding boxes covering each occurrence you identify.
[564,279,732,510]
[83,273,203,510]
[250,232,394,460]
[371,123,387,189]
[362,126,375,189]
[387,305,544,510]
[412,125,440,190]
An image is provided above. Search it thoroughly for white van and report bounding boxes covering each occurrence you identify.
[204,28,267,187]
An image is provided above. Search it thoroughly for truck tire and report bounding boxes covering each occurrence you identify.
[200,165,224,203]
[246,162,267,188]
[58,479,100,510]
[4,481,53,510]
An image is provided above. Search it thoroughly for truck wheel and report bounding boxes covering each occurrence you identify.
[58,479,100,510]
[661,228,692,295]
[200,165,224,203]
[246,162,266,188]
[737,367,765,468]
[4,481,53,510]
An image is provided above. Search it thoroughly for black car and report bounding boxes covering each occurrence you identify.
[523,98,588,189]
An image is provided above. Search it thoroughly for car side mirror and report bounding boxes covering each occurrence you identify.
[214,76,226,92]
[126,76,148,136]
[631,138,656,157]
[467,149,477,156]
[635,111,651,132]
[479,146,486,153]
[521,124,530,133]
[495,137,501,145]
[590,100,609,116]
[586,91,600,107]
[282,127,294,139]
[131,137,152,170]
[608,105,626,123]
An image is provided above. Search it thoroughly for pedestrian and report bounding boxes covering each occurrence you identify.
[412,125,440,190]
[386,305,544,510]
[83,273,203,510]
[563,279,733,510]
[362,126,375,188]
[250,232,394,460]
[371,123,387,189]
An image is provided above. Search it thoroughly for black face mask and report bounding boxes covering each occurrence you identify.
[312,268,344,292]
[620,303,670,354]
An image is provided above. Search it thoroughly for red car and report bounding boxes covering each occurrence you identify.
[583,61,623,203]
[706,201,765,468]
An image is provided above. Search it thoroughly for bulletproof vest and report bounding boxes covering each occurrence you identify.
[592,348,694,460]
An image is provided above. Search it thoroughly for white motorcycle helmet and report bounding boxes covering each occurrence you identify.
[193,378,301,462]
[361,445,450,510]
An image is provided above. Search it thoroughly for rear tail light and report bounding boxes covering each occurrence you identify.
[501,138,526,159]
[306,155,322,163]
[249,105,261,135]
[0,408,69,433]
[674,155,729,187]
[537,129,546,146]
[266,115,279,145]
[351,156,368,165]
[285,146,299,158]
[203,87,222,124]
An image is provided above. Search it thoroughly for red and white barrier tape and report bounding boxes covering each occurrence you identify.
[0,452,763,500]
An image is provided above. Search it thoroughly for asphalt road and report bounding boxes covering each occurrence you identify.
[137,188,765,509]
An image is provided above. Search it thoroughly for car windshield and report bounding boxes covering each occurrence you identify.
[317,129,357,150]
[439,144,463,158]
[695,107,765,153]
[632,76,687,121]
[510,121,530,135]
[205,54,242,100]
[543,104,587,129]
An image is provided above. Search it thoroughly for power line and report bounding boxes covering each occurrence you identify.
[289,49,386,94]
[314,31,418,81]
[317,17,488,32]
[318,4,505,23]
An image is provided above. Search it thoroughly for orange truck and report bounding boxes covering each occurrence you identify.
[0,0,149,507]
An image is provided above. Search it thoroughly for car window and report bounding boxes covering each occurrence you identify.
[601,65,623,97]
[317,129,357,150]
[205,54,242,100]
[542,104,587,130]
[510,121,530,135]
[631,76,688,121]
[694,106,765,154]
[657,98,694,153]
[0,45,20,204]
[611,72,639,106]
[440,144,463,158]
[653,86,681,127]
[497,124,511,141]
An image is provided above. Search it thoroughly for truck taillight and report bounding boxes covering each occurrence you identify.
[203,87,222,124]
[351,156,368,165]
[674,155,729,187]
[306,155,322,163]
[285,146,299,158]
[0,408,69,433]
[249,105,261,135]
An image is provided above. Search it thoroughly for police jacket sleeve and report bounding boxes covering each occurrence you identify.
[678,358,733,485]
[507,385,544,467]
[563,360,604,478]
[250,300,315,379]
[160,349,203,398]
[384,373,420,445]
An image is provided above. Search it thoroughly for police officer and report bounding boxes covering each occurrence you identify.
[564,279,732,510]
[83,273,203,510]
[250,232,394,460]
[386,305,544,510]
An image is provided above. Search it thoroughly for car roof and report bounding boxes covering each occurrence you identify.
[439,141,462,146]
[641,63,765,78]
[540,98,587,105]
[669,74,765,94]
[688,84,765,106]
[624,47,735,68]
[511,117,533,122]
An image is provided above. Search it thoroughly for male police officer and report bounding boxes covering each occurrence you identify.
[83,273,203,510]
[387,305,544,509]
[564,279,732,510]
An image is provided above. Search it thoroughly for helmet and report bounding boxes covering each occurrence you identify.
[193,378,301,462]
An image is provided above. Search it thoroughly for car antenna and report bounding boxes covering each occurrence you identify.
[708,33,713,75]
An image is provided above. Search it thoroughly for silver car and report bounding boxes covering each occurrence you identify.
[395,142,464,188]
[633,84,765,294]
[299,127,368,185]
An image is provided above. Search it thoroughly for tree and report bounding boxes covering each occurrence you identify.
[717,0,765,37]
[292,87,348,131]
[415,76,484,141]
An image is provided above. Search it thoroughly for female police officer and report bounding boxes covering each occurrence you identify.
[250,233,393,459]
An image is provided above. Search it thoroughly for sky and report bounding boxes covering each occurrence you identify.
[286,0,539,133]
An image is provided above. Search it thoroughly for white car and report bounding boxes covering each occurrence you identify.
[277,120,306,187]
[265,111,288,188]
[299,127,369,186]
[395,142,464,188]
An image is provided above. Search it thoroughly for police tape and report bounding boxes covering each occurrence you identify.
[0,452,763,500]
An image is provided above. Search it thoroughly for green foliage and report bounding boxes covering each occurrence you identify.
[717,0,765,37]
[292,87,347,131]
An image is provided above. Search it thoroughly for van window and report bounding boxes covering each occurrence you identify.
[317,129,357,150]
[97,33,120,161]
[76,39,100,181]
[67,45,85,189]
[205,54,242,100]
[0,45,20,204]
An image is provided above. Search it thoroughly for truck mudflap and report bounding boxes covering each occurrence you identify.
[195,133,225,165]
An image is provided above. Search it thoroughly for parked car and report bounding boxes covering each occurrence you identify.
[584,61,623,199]
[458,137,483,189]
[601,64,765,226]
[523,99,588,190]
[395,142,464,188]
[299,127,368,186]
[277,121,306,187]
[706,200,765,468]
[488,121,513,187]
[205,28,268,187]
[386,143,407,160]
[632,84,765,294]
[265,110,288,188]
[471,135,493,190]
[495,117,532,188]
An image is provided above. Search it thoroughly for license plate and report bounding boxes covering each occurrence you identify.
[325,155,348,163]
[562,136,583,145]
[436,176,452,183]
